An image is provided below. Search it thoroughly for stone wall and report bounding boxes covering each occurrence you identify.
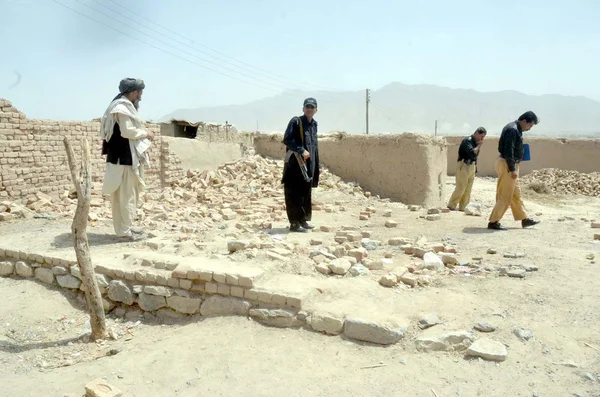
[253,132,447,207]
[446,136,600,177]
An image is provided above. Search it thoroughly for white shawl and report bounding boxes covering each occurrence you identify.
[100,98,151,179]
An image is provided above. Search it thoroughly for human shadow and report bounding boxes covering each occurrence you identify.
[0,336,83,354]
[53,232,128,249]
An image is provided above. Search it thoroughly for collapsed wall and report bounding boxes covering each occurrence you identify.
[253,132,447,207]
[0,99,252,202]
[446,136,600,177]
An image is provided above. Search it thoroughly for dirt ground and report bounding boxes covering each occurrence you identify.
[1,177,600,397]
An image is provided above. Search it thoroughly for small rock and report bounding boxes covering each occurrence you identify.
[309,313,344,335]
[423,252,445,271]
[441,253,459,267]
[227,239,249,253]
[514,328,534,341]
[581,372,595,382]
[473,322,496,333]
[487,248,497,254]
[507,268,527,278]
[427,208,441,215]
[249,308,302,328]
[426,214,441,221]
[418,313,441,329]
[464,204,483,216]
[343,317,407,345]
[379,273,398,287]
[466,338,508,362]
[415,330,475,352]
[328,258,352,275]
[349,264,370,277]
[315,263,332,275]
[385,220,398,228]
[361,238,380,251]
[586,253,595,260]
[85,378,123,397]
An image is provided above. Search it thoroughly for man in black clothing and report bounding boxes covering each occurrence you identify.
[488,111,540,230]
[447,127,487,211]
[282,97,320,232]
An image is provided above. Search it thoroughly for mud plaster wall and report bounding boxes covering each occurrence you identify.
[253,132,447,207]
[161,129,254,176]
[446,136,600,177]
[0,98,173,202]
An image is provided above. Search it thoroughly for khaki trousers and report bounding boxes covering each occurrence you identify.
[103,163,141,237]
[448,161,477,210]
[489,158,527,223]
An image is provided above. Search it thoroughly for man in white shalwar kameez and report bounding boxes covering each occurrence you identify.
[100,78,154,240]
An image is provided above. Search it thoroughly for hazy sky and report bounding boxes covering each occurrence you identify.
[0,0,598,121]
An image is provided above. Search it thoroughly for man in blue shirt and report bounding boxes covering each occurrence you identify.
[488,111,540,230]
[281,98,320,232]
[448,127,487,211]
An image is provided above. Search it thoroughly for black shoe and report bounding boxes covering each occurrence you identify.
[300,221,314,230]
[289,223,307,233]
[488,222,507,230]
[522,218,540,228]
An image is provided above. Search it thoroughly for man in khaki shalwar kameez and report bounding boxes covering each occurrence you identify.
[100,78,154,239]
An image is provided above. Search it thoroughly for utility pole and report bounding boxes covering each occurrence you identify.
[434,119,438,136]
[366,88,371,135]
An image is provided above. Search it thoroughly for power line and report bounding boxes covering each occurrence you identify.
[69,0,298,92]
[50,0,301,95]
[87,0,307,91]
[105,0,344,92]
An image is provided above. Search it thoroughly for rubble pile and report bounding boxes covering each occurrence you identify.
[521,168,600,197]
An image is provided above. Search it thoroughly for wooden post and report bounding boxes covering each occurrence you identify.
[63,137,106,340]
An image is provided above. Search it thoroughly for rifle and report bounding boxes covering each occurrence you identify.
[283,116,312,183]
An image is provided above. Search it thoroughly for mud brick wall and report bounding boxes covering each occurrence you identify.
[0,98,163,202]
[253,132,447,207]
[446,135,600,177]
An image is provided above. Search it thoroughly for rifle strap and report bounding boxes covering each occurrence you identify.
[298,116,304,147]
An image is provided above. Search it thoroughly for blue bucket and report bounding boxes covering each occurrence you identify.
[523,143,531,161]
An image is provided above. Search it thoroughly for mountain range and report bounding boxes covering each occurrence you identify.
[161,83,600,137]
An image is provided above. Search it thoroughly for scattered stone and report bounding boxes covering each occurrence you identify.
[591,222,600,229]
[379,273,398,287]
[361,238,379,251]
[464,204,483,216]
[415,330,475,352]
[595,233,600,240]
[441,253,459,267]
[423,252,445,271]
[514,328,534,341]
[249,308,302,328]
[418,313,441,329]
[200,295,250,317]
[409,205,419,211]
[487,248,497,254]
[507,268,527,278]
[427,208,441,215]
[227,240,249,253]
[399,273,418,287]
[34,267,54,284]
[504,252,526,259]
[426,214,441,221]
[328,258,352,275]
[383,210,392,217]
[137,293,166,312]
[343,317,407,345]
[385,220,398,228]
[85,378,123,397]
[586,253,595,260]
[349,264,370,277]
[108,280,134,306]
[466,338,508,362]
[474,322,496,333]
[309,313,344,335]
[315,263,332,275]
[0,261,14,276]
[56,274,81,289]
[388,237,410,246]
